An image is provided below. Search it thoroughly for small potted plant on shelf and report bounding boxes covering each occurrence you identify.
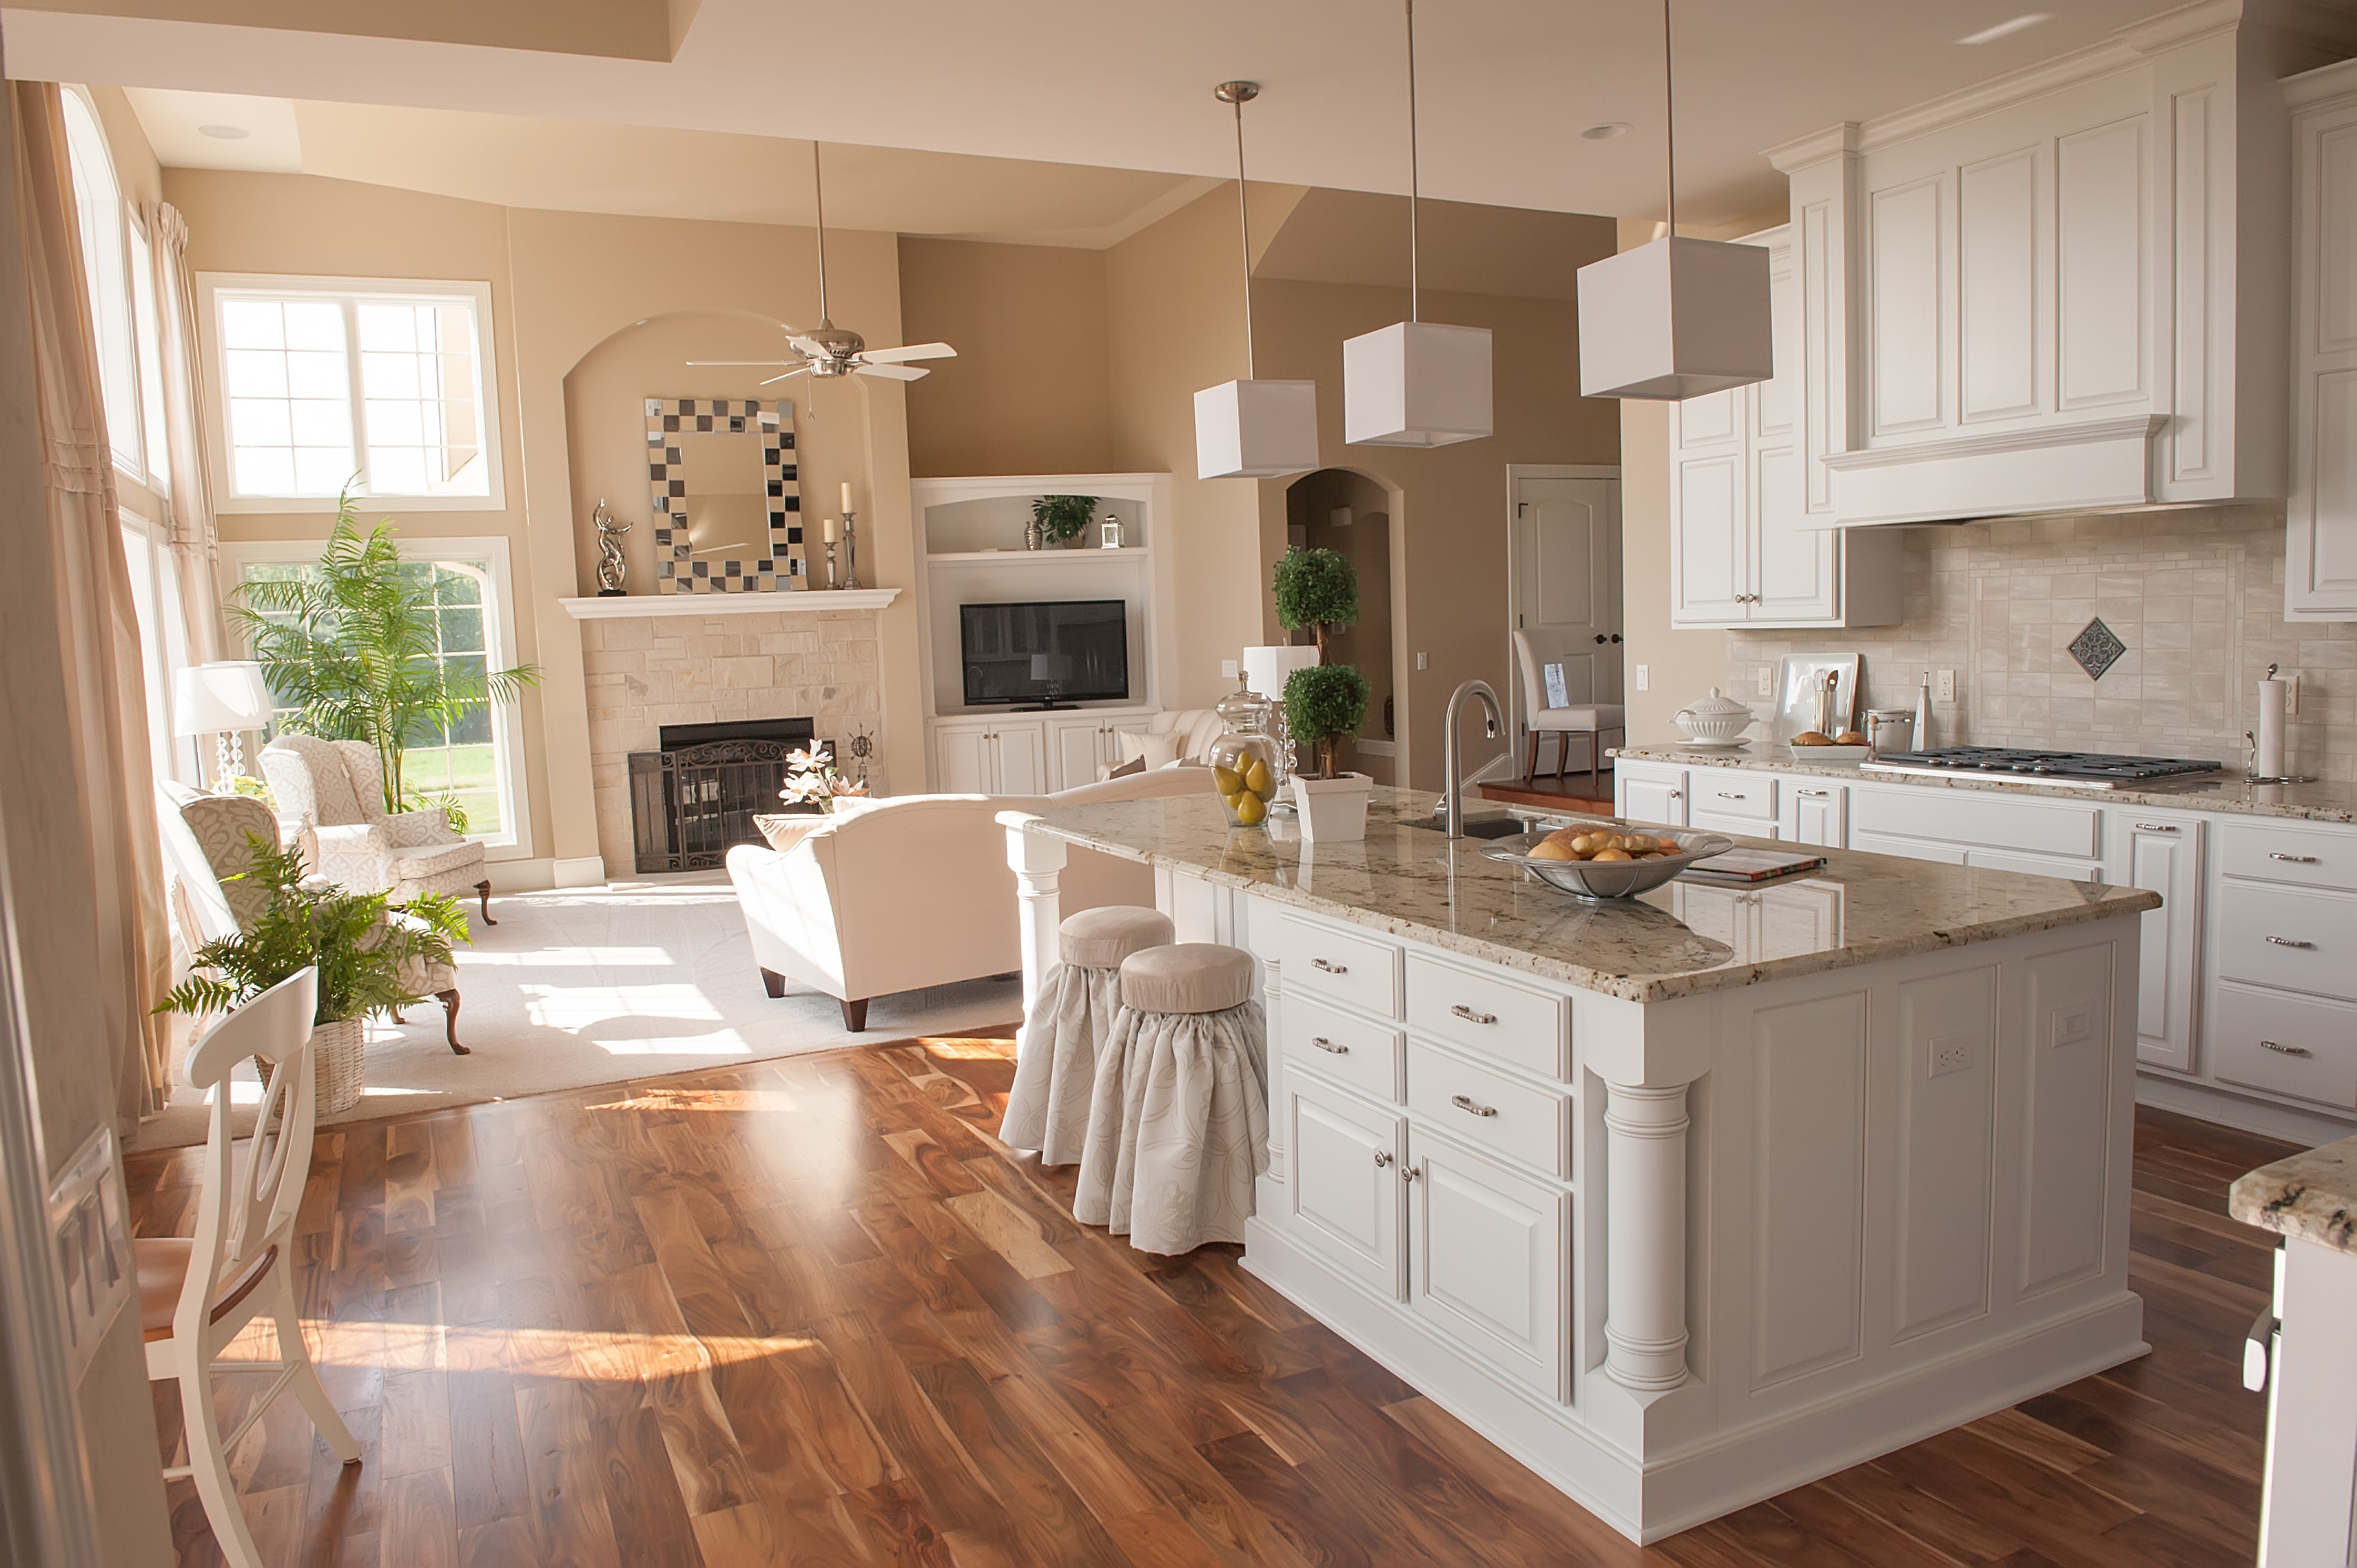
[1028,494,1098,551]
[155,834,468,1115]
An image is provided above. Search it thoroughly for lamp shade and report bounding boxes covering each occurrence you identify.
[1242,644,1320,699]
[173,661,272,736]
[1343,321,1492,447]
[1577,236,1773,400]
[1195,379,1320,479]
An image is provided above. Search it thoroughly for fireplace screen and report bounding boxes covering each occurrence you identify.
[627,718,821,873]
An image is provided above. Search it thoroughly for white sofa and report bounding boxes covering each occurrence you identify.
[727,767,1212,1031]
[1097,708,1229,780]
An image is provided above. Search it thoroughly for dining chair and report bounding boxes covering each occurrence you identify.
[138,966,361,1567]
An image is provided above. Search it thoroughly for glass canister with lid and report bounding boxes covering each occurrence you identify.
[1210,680,1283,827]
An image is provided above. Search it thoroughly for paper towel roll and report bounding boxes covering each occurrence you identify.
[2257,677,2289,779]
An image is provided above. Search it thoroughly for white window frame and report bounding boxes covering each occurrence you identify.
[61,85,155,490]
[118,506,197,786]
[217,534,533,857]
[195,272,506,514]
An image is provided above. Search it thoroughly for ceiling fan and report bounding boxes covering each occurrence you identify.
[690,141,956,385]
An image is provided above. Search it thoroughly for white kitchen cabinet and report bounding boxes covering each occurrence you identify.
[1285,1076,1405,1299]
[2287,60,2357,621]
[1615,763,1687,827]
[1048,715,1111,789]
[2105,811,2206,1074]
[1407,1129,1568,1401]
[1690,811,1782,842]
[2252,1235,2357,1566]
[930,717,1047,795]
[1669,225,1903,630]
[1782,782,1847,848]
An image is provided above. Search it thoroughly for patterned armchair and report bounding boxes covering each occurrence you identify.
[157,782,470,1054]
[259,735,495,925]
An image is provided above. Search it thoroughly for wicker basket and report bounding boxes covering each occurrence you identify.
[311,1015,367,1116]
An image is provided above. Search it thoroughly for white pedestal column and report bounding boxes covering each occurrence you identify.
[999,812,1066,1058]
[1603,1081,1693,1392]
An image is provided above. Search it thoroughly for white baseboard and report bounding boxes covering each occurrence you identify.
[2135,1072,2356,1149]
[554,855,608,889]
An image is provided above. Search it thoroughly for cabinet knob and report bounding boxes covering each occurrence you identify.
[1450,1094,1499,1118]
[1373,1149,1393,1168]
[1668,790,1682,800]
[2133,822,2179,833]
[2260,1039,2313,1057]
[1402,1166,1420,1183]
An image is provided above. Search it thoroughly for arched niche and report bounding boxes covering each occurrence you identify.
[1282,466,1404,783]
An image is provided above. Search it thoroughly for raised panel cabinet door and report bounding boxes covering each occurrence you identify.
[2290,107,2357,618]
[2104,812,2203,1073]
[2055,117,2148,410]
[1671,452,1750,626]
[1285,1078,1406,1299]
[994,721,1049,796]
[1691,810,1783,842]
[1868,174,1948,436]
[1752,444,1840,624]
[1407,1130,1568,1401]
[1048,718,1103,793]
[935,726,994,793]
[1618,767,1687,828]
[1785,783,1848,848]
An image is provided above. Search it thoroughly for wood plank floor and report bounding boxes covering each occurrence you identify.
[128,1028,2296,1567]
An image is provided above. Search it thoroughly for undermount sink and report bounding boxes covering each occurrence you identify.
[1414,814,1531,840]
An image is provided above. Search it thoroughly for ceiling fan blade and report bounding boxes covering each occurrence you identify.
[759,367,812,386]
[786,337,831,360]
[686,359,796,366]
[859,341,957,365]
[855,362,928,381]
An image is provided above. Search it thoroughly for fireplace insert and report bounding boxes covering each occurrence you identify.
[627,717,822,873]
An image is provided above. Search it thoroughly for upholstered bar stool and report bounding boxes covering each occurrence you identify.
[1075,943,1270,1255]
[1000,905,1175,1166]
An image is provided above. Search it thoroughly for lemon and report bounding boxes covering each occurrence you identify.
[1233,792,1268,826]
[1243,759,1273,797]
[1212,765,1244,796]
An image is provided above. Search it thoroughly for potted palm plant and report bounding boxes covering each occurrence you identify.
[156,834,469,1113]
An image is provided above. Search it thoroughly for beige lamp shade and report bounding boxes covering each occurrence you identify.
[1195,379,1320,479]
[1242,644,1319,699]
[1342,321,1492,447]
[174,661,272,735]
[1577,236,1773,400]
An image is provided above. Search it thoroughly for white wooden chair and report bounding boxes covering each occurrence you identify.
[138,967,361,1566]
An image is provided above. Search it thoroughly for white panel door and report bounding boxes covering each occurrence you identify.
[1691,810,1782,842]
[935,726,993,794]
[2019,943,2118,1298]
[993,722,1048,796]
[1407,1130,1567,1401]
[1784,783,1847,848]
[1672,455,1748,625]
[2104,812,2204,1073]
[1618,766,1687,828]
[1286,1078,1405,1299]
[1751,990,1870,1389]
[1893,966,1998,1340]
[1510,476,1624,744]
[1869,176,1947,435]
[1959,148,2040,422]
[1048,718,1103,793]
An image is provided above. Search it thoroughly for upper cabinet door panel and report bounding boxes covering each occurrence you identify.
[2319,121,2357,355]
[1755,238,1799,442]
[1677,388,1741,449]
[1959,148,2040,423]
[1869,176,1947,436]
[2056,117,2148,410]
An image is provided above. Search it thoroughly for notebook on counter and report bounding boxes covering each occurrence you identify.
[1677,849,1828,886]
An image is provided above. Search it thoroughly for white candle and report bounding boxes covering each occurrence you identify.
[840,481,854,514]
[824,516,837,544]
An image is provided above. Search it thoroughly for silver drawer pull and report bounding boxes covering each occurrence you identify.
[2271,853,2319,864]
[1373,1149,1393,1167]
[2264,936,2317,949]
[1717,791,1747,800]
[1310,958,1349,974]
[1449,1004,1498,1026]
[2133,822,2179,832]
[1310,1036,1349,1055]
[2260,1040,2313,1058]
[1450,1094,1499,1118]
[1798,788,1830,798]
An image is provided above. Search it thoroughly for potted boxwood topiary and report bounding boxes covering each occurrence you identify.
[1284,664,1373,841]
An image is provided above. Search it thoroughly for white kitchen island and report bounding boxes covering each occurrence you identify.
[1003,786,2163,1543]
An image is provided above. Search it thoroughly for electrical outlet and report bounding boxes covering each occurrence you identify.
[1936,669,1956,704]
[1221,659,1239,680]
[1755,667,1773,698]
[1929,1033,1974,1079]
[1416,652,1429,671]
[1634,664,1650,692]
[2050,1006,2093,1049]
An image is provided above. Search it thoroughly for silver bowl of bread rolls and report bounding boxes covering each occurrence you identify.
[1479,823,1736,901]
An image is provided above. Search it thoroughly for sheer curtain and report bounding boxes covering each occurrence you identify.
[140,199,222,664]
[9,80,172,1121]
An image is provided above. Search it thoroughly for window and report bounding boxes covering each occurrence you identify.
[119,510,194,785]
[223,537,527,849]
[60,87,150,483]
[199,275,501,510]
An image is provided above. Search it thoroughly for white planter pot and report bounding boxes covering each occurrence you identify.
[1290,772,1372,843]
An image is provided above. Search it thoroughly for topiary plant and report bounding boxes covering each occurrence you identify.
[1273,546,1358,659]
[1030,494,1099,546]
[1284,663,1370,781]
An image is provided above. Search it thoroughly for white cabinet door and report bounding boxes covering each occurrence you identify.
[995,721,1049,796]
[1618,765,1688,827]
[935,725,994,793]
[1407,1130,1567,1402]
[2106,811,2205,1073]
[2290,95,2357,620]
[1691,810,1782,842]
[1286,1077,1405,1300]
[1784,782,1849,848]
[1048,718,1104,792]
[1671,450,1750,625]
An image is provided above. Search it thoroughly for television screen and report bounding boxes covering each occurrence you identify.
[960,600,1129,707]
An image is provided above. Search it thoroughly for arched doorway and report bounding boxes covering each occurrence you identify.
[1282,468,1399,786]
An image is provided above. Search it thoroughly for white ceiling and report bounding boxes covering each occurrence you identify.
[0,0,2294,229]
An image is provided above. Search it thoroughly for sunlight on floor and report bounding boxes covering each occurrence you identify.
[219,1324,819,1376]
[518,982,754,1055]
[455,946,674,967]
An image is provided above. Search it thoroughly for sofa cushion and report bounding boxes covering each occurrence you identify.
[1118,730,1185,770]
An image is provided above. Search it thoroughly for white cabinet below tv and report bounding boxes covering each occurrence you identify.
[931,709,1156,795]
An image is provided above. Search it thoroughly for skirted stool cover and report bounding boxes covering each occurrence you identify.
[1074,943,1269,1255]
[999,906,1175,1165]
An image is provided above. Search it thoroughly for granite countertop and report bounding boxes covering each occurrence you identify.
[2230,1135,2357,1255]
[1611,742,2357,824]
[1017,787,2160,1004]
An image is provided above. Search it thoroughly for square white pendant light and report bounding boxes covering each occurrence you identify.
[1195,378,1321,479]
[1343,320,1493,447]
[1577,236,1772,400]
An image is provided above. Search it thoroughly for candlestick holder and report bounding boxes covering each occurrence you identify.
[824,539,840,589]
[841,508,862,590]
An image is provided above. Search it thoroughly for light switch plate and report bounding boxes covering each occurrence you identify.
[47,1126,131,1385]
[1416,652,1429,670]
[1634,664,1650,692]
[1221,659,1239,680]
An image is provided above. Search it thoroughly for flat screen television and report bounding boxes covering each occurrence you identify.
[960,599,1129,708]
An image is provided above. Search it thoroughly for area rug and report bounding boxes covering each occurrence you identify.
[130,874,1022,1151]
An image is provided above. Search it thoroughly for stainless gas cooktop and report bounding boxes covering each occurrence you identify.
[1858,747,2225,790]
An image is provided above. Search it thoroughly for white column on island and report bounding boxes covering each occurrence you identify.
[999,812,1065,1057]
[1603,1080,1694,1392]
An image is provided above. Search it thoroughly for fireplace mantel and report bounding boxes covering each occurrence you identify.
[559,588,900,620]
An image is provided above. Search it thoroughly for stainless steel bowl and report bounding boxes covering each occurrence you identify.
[1479,828,1737,901]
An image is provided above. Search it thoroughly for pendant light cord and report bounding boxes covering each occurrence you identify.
[1662,0,1676,240]
[1232,95,1256,379]
[1404,0,1421,323]
[811,140,831,323]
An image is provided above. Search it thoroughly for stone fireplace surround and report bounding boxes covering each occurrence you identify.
[569,594,894,877]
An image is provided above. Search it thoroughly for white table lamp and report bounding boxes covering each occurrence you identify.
[174,662,272,788]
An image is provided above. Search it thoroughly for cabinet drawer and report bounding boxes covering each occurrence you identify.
[2215,883,2357,1002]
[2219,821,2357,894]
[1284,992,1403,1103]
[1404,953,1567,1080]
[1850,787,2101,858]
[1404,1040,1571,1179]
[1282,917,1404,1019]
[2211,982,2357,1111]
[1695,770,1776,820]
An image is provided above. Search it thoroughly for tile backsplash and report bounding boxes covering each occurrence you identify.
[1726,506,2356,782]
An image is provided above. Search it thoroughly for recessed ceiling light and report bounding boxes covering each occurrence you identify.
[197,123,250,140]
[1956,12,2051,45]
[1582,122,1631,141]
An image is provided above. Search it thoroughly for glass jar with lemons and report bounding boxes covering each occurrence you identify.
[1210,680,1282,827]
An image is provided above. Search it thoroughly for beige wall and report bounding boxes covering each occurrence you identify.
[1618,397,1728,739]
[1290,467,1397,783]
[899,237,1113,479]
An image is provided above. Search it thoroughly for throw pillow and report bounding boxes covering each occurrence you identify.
[754,813,828,855]
[1104,755,1146,780]
[1118,730,1184,770]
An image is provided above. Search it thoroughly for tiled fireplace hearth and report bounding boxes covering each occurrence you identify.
[564,592,896,876]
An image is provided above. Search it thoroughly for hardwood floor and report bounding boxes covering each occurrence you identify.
[128,1029,2294,1567]
[1478,771,1615,813]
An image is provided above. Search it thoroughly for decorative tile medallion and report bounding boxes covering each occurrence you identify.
[2067,617,2127,681]
[645,398,802,594]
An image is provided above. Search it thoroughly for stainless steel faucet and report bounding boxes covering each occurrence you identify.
[1441,679,1504,839]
